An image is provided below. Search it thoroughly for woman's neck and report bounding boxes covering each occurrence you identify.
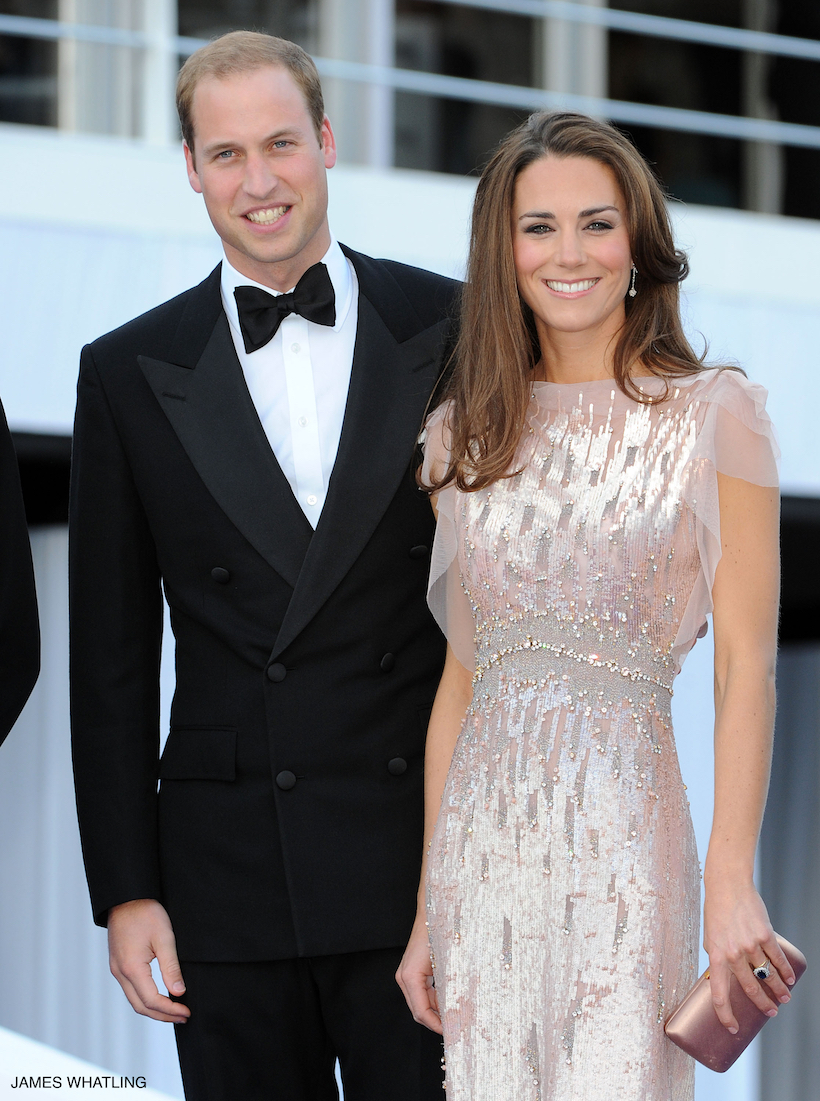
[534,334,615,384]
[534,316,621,384]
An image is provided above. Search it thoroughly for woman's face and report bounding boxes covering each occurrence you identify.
[512,155,633,346]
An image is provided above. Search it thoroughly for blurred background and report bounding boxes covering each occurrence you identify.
[0,1,818,1098]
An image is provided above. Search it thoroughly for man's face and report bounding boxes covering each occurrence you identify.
[184,65,337,291]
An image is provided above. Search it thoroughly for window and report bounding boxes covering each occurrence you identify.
[0,1,58,128]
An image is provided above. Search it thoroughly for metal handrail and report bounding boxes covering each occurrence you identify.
[443,0,820,63]
[313,56,820,150]
[2,11,819,150]
[3,5,820,63]
[0,14,148,49]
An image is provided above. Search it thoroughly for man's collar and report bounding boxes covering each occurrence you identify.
[220,237,354,338]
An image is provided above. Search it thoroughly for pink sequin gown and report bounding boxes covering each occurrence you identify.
[422,369,778,1101]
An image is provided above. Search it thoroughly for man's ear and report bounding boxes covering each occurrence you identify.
[183,141,203,194]
[321,116,337,170]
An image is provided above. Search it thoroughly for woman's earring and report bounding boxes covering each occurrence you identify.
[628,265,638,298]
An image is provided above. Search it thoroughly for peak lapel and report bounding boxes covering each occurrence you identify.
[271,292,447,659]
[138,313,312,589]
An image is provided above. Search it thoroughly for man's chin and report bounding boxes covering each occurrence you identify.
[225,235,303,276]
[239,239,296,266]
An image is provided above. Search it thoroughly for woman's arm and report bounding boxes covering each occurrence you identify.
[396,641,473,1033]
[703,472,795,1033]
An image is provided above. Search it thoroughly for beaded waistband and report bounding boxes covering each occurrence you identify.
[473,635,674,695]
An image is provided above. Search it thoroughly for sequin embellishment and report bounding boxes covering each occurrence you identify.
[426,380,711,1100]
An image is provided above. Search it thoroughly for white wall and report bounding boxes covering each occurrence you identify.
[672,204,820,497]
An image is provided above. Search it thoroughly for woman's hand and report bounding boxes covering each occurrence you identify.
[396,914,442,1035]
[703,877,796,1033]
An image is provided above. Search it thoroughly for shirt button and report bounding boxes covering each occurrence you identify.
[298,416,307,427]
[307,494,318,506]
[291,342,300,353]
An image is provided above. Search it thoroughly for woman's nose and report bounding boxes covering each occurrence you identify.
[554,231,585,267]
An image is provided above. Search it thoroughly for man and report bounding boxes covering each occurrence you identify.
[70,31,457,1101]
[0,399,39,745]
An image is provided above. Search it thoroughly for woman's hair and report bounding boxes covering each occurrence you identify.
[177,31,325,160]
[429,110,714,494]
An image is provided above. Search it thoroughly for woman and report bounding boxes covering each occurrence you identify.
[397,111,793,1100]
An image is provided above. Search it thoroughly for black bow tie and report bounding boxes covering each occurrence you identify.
[234,262,336,354]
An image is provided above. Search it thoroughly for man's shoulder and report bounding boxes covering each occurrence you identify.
[88,265,222,362]
[341,246,461,329]
[367,254,458,289]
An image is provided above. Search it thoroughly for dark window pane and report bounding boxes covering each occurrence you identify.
[610,0,742,29]
[614,123,740,208]
[395,92,527,175]
[395,0,536,175]
[772,0,820,219]
[0,35,57,127]
[0,1,57,15]
[178,0,317,50]
[609,29,742,208]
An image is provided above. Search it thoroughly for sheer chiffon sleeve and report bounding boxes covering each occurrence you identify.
[420,403,477,673]
[672,368,780,671]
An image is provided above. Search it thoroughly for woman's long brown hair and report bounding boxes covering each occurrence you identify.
[427,111,718,495]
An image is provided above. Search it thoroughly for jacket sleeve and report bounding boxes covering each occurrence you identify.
[0,399,39,745]
[69,345,164,926]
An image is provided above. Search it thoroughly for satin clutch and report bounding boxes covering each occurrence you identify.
[664,934,807,1073]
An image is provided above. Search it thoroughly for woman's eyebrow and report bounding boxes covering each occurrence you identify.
[518,204,620,221]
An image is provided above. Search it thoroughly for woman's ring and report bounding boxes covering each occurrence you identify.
[752,958,772,981]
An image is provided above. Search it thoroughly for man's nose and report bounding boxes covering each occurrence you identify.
[243,154,277,198]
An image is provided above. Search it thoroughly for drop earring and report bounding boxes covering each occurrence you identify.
[628,265,638,298]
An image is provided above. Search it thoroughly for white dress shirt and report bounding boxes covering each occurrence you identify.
[221,238,358,528]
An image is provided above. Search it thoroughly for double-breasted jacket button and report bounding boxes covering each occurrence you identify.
[211,567,231,584]
[267,663,287,683]
[409,545,429,560]
[275,770,297,790]
[380,653,395,673]
[387,757,408,776]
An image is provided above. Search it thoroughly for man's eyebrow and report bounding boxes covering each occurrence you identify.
[517,204,621,220]
[201,128,304,155]
[200,138,237,156]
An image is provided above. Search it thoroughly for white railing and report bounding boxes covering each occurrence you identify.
[1,7,819,149]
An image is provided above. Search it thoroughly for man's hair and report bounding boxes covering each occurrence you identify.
[176,31,325,156]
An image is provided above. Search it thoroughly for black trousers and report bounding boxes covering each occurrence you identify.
[173,946,445,1101]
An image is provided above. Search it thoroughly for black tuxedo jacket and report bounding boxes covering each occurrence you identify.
[69,247,459,961]
[0,399,39,745]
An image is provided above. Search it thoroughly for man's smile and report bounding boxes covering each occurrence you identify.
[245,205,290,225]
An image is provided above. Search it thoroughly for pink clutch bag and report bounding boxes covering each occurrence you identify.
[664,934,807,1073]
